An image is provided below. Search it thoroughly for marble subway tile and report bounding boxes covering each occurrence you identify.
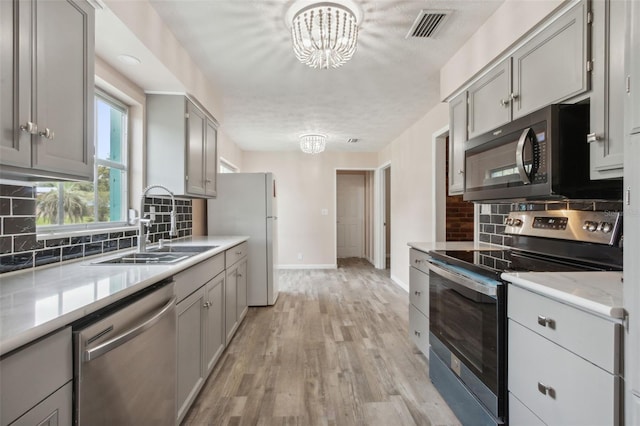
[0,253,33,273]
[35,248,61,267]
[3,217,36,235]
[46,237,71,248]
[0,199,10,216]
[0,236,12,254]
[0,184,34,198]
[11,198,35,216]
[62,245,83,261]
[13,234,38,252]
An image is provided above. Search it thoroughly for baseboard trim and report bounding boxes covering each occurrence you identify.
[390,274,409,293]
[279,264,337,270]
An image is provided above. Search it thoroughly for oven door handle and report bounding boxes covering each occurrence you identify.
[427,261,497,297]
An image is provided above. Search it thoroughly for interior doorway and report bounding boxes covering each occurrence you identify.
[336,170,374,263]
[383,166,391,269]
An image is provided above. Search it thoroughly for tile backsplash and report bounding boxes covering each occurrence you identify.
[478,201,624,247]
[0,183,192,274]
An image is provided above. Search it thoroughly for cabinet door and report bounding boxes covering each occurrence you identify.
[225,264,238,343]
[31,0,94,180]
[468,59,511,139]
[0,0,31,168]
[186,100,205,195]
[627,0,640,135]
[448,91,466,195]
[177,289,206,423]
[204,119,217,197]
[204,273,225,374]
[236,259,248,322]
[11,382,72,426]
[512,0,589,119]
[589,0,625,179]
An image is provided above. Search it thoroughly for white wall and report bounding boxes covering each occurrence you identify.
[243,151,378,268]
[385,103,449,289]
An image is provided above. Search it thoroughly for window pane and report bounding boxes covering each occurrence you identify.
[36,182,94,225]
[36,184,61,226]
[96,97,125,163]
[97,165,124,222]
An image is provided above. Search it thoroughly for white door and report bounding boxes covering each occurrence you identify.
[337,174,365,258]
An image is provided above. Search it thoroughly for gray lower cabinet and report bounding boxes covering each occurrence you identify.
[146,94,219,198]
[225,243,248,344]
[507,284,622,425]
[589,0,626,179]
[467,59,511,139]
[0,328,72,426]
[225,264,238,343]
[0,0,95,181]
[175,254,225,424]
[448,91,467,195]
[627,0,640,135]
[408,249,430,357]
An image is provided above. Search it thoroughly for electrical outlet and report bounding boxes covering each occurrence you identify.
[321,208,328,216]
[149,206,156,221]
[297,253,303,261]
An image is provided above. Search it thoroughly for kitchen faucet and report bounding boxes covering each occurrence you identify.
[138,184,177,253]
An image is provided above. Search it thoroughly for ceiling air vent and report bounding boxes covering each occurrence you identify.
[406,10,451,39]
[347,138,360,144]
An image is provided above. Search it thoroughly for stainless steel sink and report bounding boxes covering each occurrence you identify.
[94,252,192,265]
[148,245,219,254]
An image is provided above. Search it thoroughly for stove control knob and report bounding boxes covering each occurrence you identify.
[600,222,613,233]
[512,219,523,227]
[583,221,598,232]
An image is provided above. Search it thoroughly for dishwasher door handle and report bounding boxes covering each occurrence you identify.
[84,296,177,362]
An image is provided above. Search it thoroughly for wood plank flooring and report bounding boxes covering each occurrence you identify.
[182,258,460,426]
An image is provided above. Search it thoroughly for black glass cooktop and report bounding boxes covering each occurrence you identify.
[429,247,622,280]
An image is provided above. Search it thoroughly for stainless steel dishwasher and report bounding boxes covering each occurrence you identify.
[73,280,176,425]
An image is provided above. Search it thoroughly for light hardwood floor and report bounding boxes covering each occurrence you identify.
[183,258,460,426]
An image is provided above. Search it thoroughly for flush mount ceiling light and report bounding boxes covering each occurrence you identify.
[299,134,327,154]
[286,0,362,69]
[117,54,141,65]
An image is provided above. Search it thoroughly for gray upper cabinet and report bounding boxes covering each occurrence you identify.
[468,59,511,139]
[448,91,467,195]
[147,94,219,198]
[0,0,94,181]
[466,0,589,140]
[512,0,589,119]
[588,0,626,179]
[627,0,640,135]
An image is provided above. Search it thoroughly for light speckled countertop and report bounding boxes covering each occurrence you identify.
[0,236,248,356]
[502,271,624,321]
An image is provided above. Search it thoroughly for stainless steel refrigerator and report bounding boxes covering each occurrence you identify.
[207,172,279,306]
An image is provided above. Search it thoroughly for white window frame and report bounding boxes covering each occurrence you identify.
[219,157,238,173]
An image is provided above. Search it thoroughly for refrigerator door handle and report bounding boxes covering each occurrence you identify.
[267,216,277,219]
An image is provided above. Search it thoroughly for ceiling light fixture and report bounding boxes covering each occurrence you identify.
[287,1,361,69]
[117,54,141,65]
[299,134,327,154]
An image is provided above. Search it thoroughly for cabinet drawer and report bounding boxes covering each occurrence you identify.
[175,253,224,303]
[409,267,429,316]
[10,381,72,426]
[508,284,621,374]
[409,305,429,357]
[409,249,431,274]
[225,241,248,268]
[1,328,72,426]
[509,392,545,426]
[509,320,620,426]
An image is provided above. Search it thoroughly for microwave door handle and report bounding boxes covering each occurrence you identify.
[516,128,533,184]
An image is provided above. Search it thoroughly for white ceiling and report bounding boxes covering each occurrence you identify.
[96,0,504,152]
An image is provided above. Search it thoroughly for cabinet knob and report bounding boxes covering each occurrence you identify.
[205,179,212,183]
[537,382,556,399]
[457,169,464,175]
[237,273,242,278]
[203,301,211,309]
[38,128,54,140]
[20,121,38,134]
[499,98,510,107]
[537,315,555,329]
[414,330,421,337]
[510,93,519,101]
[236,251,242,255]
[414,290,421,296]
[586,133,601,144]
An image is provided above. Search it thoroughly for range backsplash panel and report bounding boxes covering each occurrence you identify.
[0,183,192,274]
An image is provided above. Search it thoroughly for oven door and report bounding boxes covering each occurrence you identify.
[428,260,506,419]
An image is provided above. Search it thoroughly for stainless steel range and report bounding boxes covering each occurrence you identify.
[427,209,623,426]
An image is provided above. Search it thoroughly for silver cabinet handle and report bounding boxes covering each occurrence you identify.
[236,251,242,255]
[414,290,422,296]
[20,121,38,134]
[414,330,421,337]
[499,98,510,107]
[586,133,601,143]
[457,169,464,175]
[38,128,54,140]
[537,382,556,398]
[84,296,177,361]
[510,93,519,101]
[205,179,212,183]
[237,273,242,278]
[203,301,211,309]
[537,315,556,329]
[414,259,422,264]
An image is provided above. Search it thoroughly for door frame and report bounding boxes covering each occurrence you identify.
[335,168,376,265]
[374,162,390,269]
[432,125,449,242]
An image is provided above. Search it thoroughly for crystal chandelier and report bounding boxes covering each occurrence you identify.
[289,1,360,69]
[299,134,327,154]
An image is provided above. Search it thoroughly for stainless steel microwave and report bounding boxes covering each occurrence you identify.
[463,104,622,202]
